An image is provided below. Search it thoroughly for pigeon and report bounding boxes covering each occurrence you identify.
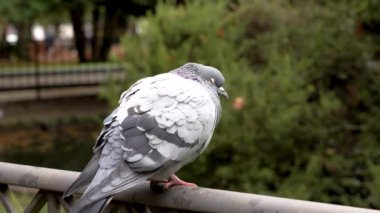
[63,62,228,213]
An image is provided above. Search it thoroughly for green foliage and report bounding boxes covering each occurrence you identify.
[112,0,380,208]
[0,0,61,23]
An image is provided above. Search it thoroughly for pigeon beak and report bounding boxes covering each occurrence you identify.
[218,87,228,99]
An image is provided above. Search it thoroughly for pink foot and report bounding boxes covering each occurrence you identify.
[164,175,198,188]
[150,175,197,192]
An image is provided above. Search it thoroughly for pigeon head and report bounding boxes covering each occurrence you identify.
[173,63,228,99]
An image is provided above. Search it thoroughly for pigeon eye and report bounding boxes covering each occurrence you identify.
[210,78,215,84]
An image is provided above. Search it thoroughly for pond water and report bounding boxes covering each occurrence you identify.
[0,118,102,171]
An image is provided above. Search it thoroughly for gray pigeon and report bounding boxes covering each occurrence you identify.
[63,63,228,212]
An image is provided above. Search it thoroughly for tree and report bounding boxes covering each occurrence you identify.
[66,0,155,62]
[67,0,87,62]
[0,0,155,62]
[0,0,56,60]
[108,0,380,208]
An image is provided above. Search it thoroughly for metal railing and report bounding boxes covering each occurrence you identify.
[0,162,378,213]
[0,63,126,102]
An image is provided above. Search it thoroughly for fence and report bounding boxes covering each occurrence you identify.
[0,30,127,103]
[0,162,378,213]
[0,63,125,102]
[0,63,124,91]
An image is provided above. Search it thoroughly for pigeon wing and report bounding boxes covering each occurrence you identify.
[62,109,119,199]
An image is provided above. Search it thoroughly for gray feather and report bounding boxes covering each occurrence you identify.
[79,163,157,204]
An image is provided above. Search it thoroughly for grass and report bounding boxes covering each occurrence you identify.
[0,190,49,213]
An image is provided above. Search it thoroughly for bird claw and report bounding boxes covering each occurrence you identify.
[150,175,197,193]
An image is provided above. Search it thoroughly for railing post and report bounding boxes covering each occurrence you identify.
[0,184,14,213]
[47,192,60,213]
[24,190,48,213]
[34,41,41,100]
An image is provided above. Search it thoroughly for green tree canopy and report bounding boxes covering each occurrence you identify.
[109,0,380,208]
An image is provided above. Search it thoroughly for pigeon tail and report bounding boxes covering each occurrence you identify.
[62,151,101,199]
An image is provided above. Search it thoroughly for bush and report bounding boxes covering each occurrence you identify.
[110,0,380,208]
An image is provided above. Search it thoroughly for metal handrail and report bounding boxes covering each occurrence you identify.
[0,161,378,213]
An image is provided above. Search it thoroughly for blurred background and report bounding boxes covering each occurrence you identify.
[0,0,379,210]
